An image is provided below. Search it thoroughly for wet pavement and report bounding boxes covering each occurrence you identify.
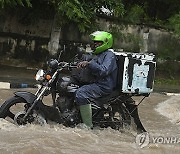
[0,64,37,88]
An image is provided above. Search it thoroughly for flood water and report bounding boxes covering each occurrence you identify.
[0,88,180,154]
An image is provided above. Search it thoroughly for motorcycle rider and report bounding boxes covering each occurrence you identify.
[75,31,117,128]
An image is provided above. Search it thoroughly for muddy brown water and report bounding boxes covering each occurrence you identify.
[0,88,180,154]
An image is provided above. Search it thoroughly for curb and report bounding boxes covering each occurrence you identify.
[0,82,36,89]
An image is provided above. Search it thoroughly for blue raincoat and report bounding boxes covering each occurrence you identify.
[75,49,117,105]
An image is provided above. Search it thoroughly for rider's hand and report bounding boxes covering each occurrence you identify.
[77,61,89,68]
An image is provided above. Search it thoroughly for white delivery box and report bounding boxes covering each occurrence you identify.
[114,51,156,95]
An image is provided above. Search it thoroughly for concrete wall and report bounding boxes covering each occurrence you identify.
[0,11,179,63]
[97,18,180,56]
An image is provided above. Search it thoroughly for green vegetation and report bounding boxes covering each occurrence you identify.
[155,78,180,86]
[1,0,180,35]
[0,0,180,87]
[0,0,31,7]
[168,13,180,36]
[124,5,146,24]
[155,60,180,86]
[0,0,124,33]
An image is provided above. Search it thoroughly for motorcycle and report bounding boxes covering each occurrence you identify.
[0,49,147,133]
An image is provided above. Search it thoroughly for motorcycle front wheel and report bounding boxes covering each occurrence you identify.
[0,96,46,125]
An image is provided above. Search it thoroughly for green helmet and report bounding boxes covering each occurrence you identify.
[89,31,113,54]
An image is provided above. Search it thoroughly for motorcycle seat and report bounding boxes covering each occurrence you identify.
[93,90,120,107]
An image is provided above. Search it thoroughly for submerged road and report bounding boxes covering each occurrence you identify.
[0,88,180,153]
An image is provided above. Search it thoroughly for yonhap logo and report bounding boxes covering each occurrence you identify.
[136,133,180,148]
[136,132,150,148]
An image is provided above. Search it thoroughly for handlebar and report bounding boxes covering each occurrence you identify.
[48,59,77,71]
[59,62,77,69]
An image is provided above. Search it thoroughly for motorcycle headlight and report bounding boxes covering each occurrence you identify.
[35,69,45,81]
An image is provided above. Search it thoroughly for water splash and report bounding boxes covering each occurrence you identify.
[0,118,18,131]
[0,119,135,154]
[155,93,180,124]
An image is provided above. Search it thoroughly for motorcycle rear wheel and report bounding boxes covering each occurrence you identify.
[110,103,132,130]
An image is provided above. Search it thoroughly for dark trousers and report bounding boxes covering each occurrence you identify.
[75,83,110,105]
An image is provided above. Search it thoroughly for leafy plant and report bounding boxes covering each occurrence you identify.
[0,0,125,32]
[168,12,180,36]
[56,0,95,32]
[0,0,31,8]
[125,5,146,24]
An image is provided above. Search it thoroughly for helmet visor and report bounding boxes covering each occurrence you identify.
[91,41,103,51]
[94,41,103,48]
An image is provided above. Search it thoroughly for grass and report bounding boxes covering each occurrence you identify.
[154,77,180,86]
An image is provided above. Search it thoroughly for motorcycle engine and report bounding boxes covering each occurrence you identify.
[56,96,80,126]
[61,108,80,127]
[56,96,73,113]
